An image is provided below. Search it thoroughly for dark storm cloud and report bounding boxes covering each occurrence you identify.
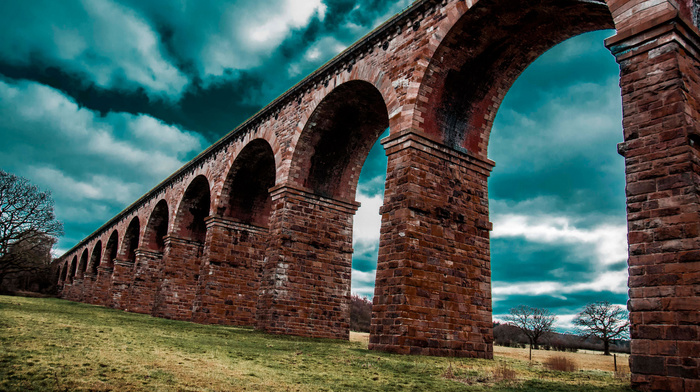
[493,290,628,318]
[491,237,597,283]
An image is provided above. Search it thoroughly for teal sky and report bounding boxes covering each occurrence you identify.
[0,1,627,331]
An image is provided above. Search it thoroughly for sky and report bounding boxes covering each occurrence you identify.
[0,0,628,331]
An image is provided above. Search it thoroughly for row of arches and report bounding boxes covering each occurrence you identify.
[54,0,700,388]
[57,135,285,278]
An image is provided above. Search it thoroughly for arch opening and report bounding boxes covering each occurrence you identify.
[485,29,628,340]
[89,241,102,275]
[68,256,77,283]
[144,200,169,252]
[59,263,67,283]
[104,231,119,269]
[78,249,88,278]
[293,80,390,201]
[175,176,210,243]
[416,0,614,154]
[122,218,140,263]
[220,140,275,227]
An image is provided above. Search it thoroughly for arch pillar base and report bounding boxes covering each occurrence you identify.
[126,249,164,314]
[256,185,359,339]
[152,235,204,321]
[607,13,700,392]
[370,129,494,358]
[111,259,134,310]
[192,216,268,326]
[91,266,114,306]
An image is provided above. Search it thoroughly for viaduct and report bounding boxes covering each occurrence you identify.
[56,0,699,390]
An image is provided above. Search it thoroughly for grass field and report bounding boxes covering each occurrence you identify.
[0,295,633,391]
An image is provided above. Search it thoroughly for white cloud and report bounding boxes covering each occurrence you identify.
[201,0,327,78]
[353,193,383,245]
[351,269,376,298]
[492,268,628,300]
[0,78,206,237]
[0,0,188,98]
[492,214,628,266]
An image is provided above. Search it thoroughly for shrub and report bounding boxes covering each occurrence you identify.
[544,356,578,372]
[349,294,372,332]
[492,363,517,382]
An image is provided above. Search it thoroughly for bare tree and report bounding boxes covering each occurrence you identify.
[0,170,63,286]
[573,301,629,355]
[505,305,556,350]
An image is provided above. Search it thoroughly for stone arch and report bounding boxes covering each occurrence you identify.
[59,262,67,283]
[143,200,169,252]
[218,139,276,227]
[104,230,119,268]
[173,175,211,242]
[89,241,102,275]
[290,80,390,201]
[78,249,89,278]
[413,0,614,156]
[121,217,140,263]
[68,256,77,283]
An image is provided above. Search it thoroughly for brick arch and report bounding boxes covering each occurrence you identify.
[104,230,119,268]
[59,262,67,283]
[217,139,276,227]
[77,249,89,278]
[173,175,211,242]
[120,217,140,263]
[413,0,614,156]
[68,256,77,283]
[290,80,390,201]
[88,241,102,275]
[143,200,169,252]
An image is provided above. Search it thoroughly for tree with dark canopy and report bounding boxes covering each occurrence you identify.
[505,305,556,350]
[0,170,63,288]
[573,301,630,355]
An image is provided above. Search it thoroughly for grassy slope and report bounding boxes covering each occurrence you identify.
[0,296,633,392]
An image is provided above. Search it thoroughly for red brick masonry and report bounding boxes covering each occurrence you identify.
[56,1,699,390]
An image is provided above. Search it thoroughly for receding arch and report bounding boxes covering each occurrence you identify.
[104,230,119,268]
[59,262,67,283]
[144,200,169,251]
[89,241,102,275]
[122,217,140,263]
[291,80,389,201]
[219,139,276,227]
[68,256,77,283]
[174,175,210,242]
[415,0,614,155]
[78,249,88,277]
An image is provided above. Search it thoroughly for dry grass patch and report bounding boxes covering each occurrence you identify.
[544,356,578,372]
[494,345,629,372]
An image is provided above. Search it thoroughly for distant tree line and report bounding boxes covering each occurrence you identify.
[495,302,630,355]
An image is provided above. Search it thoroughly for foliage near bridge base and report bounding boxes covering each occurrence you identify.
[0,295,633,392]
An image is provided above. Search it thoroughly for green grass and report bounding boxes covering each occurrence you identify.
[0,295,633,391]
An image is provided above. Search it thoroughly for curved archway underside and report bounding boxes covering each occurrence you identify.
[56,1,700,389]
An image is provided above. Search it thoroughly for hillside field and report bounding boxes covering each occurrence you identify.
[0,295,632,391]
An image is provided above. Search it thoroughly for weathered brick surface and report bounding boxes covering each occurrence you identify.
[370,130,494,358]
[53,1,699,389]
[125,249,163,314]
[152,236,204,321]
[192,217,266,325]
[256,186,358,339]
[609,15,700,391]
[91,266,114,306]
[111,260,134,309]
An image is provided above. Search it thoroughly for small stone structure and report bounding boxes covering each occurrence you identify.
[56,1,699,390]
